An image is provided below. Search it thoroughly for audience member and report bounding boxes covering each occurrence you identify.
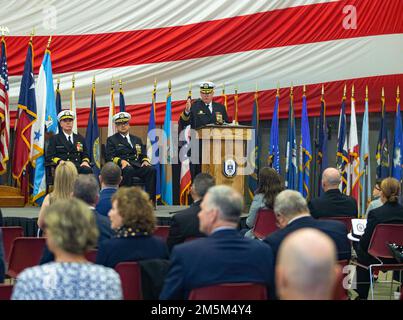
[276,228,340,300]
[37,161,78,229]
[264,190,351,263]
[39,174,114,264]
[355,177,403,299]
[160,185,274,300]
[96,187,168,268]
[12,199,122,300]
[167,173,215,250]
[308,167,357,218]
[245,167,284,238]
[365,179,383,218]
[96,162,122,216]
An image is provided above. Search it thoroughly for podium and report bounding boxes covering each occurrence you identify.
[196,124,253,197]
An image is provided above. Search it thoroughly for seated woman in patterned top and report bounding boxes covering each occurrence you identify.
[96,187,169,268]
[12,199,122,300]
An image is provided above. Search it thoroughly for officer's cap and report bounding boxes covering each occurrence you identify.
[113,112,131,124]
[199,81,215,94]
[57,110,75,122]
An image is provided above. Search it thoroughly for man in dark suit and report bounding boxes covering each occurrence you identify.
[160,185,275,300]
[178,81,229,178]
[46,110,93,174]
[96,162,121,216]
[308,167,357,218]
[167,173,215,251]
[105,112,156,203]
[264,189,351,263]
[40,175,114,264]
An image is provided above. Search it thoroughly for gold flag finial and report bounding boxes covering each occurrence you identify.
[235,85,238,94]
[72,74,76,88]
[154,78,157,88]
[382,87,385,97]
[365,85,368,99]
[92,75,96,87]
[47,35,52,49]
[276,82,280,96]
[111,77,115,87]
[343,84,347,97]
[222,83,225,95]
[352,84,355,97]
[303,85,306,95]
[321,84,324,96]
[397,86,400,98]
[119,79,123,89]
[0,26,9,38]
[57,77,60,85]
[30,27,35,41]
[168,80,172,91]
[290,83,294,95]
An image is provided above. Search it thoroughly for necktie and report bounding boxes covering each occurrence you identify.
[127,136,133,148]
[68,135,73,145]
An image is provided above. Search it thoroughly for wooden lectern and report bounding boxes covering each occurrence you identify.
[196,124,253,197]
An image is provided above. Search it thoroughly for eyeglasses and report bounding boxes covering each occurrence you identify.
[116,122,129,126]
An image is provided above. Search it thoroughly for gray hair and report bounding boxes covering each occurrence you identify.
[205,185,243,223]
[274,190,309,218]
[192,173,215,198]
[73,174,99,205]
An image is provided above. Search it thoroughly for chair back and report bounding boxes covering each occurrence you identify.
[318,216,352,232]
[368,224,403,258]
[252,209,278,239]
[1,226,24,264]
[0,284,13,300]
[189,283,267,300]
[154,226,170,242]
[184,236,199,242]
[333,260,349,300]
[115,262,142,300]
[84,248,98,263]
[7,237,46,278]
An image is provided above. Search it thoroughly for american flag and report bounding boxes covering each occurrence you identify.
[0,37,9,174]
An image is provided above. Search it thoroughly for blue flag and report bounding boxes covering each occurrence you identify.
[336,93,349,194]
[268,92,280,173]
[360,93,371,217]
[248,92,259,199]
[376,91,389,179]
[392,94,403,181]
[285,89,297,190]
[85,84,101,177]
[298,93,312,198]
[161,86,173,205]
[31,49,58,205]
[147,85,161,202]
[119,87,126,112]
[317,93,328,195]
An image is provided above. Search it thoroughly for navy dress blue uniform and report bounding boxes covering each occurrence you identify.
[46,132,93,174]
[160,229,275,300]
[105,133,156,201]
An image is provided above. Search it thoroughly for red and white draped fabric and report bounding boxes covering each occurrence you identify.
[179,125,192,205]
[1,0,402,127]
[0,37,9,174]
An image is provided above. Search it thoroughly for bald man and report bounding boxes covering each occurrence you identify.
[308,167,357,218]
[276,228,340,300]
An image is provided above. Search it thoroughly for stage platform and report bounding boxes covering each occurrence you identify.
[1,206,247,237]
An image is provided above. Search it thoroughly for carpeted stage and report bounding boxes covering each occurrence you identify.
[1,206,248,237]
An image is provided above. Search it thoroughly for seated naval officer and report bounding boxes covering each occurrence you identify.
[46,110,93,174]
[105,112,156,203]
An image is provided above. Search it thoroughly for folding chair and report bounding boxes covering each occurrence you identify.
[353,224,403,300]
[84,248,98,263]
[252,209,278,239]
[115,262,142,300]
[189,283,268,300]
[0,226,24,265]
[6,237,47,279]
[154,226,170,242]
[333,260,350,300]
[0,284,13,300]
[318,216,353,232]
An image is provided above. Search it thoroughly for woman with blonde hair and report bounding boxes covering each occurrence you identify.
[37,161,78,229]
[355,177,403,299]
[12,198,122,300]
[96,186,168,268]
